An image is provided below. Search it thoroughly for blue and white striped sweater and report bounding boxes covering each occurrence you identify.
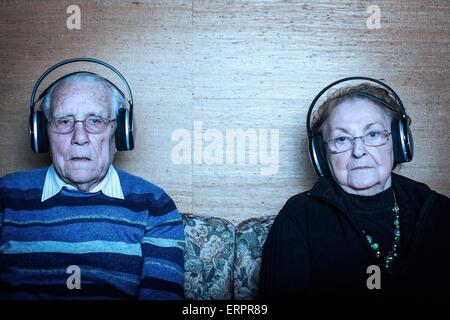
[0,167,185,299]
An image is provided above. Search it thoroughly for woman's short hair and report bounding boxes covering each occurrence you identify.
[40,72,126,120]
[310,83,410,137]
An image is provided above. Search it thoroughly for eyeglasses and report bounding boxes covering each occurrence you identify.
[326,130,392,154]
[48,115,116,134]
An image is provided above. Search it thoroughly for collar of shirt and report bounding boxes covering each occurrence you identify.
[41,164,125,202]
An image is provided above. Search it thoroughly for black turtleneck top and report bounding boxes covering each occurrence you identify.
[260,173,450,299]
[337,186,396,263]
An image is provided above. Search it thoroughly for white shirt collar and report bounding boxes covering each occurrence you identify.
[41,164,125,202]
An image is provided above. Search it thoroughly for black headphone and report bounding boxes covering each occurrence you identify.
[307,76,414,177]
[29,57,134,153]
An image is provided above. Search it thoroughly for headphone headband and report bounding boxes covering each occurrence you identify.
[306,76,406,138]
[30,57,133,114]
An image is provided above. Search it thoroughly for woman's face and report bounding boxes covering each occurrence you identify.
[324,99,394,196]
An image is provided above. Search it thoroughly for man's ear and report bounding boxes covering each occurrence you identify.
[47,138,54,161]
[111,132,118,153]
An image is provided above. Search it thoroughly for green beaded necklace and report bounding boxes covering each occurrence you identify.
[362,191,400,271]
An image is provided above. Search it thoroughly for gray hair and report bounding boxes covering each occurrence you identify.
[311,83,407,138]
[40,72,126,119]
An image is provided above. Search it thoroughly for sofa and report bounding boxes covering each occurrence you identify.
[182,213,276,300]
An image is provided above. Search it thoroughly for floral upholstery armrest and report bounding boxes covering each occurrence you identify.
[182,213,235,300]
[233,215,276,300]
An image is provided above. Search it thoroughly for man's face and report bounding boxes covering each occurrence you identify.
[47,81,117,192]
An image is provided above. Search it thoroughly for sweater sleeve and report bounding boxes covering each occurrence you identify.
[259,203,311,299]
[139,191,185,300]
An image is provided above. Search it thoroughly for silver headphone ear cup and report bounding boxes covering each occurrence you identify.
[308,135,329,177]
[406,126,414,161]
[124,108,131,151]
[122,108,135,151]
[400,117,413,162]
[309,137,323,176]
[29,112,38,153]
[398,119,408,162]
[115,107,134,151]
[29,111,49,153]
[392,117,413,164]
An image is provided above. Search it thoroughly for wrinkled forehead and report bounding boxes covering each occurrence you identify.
[325,98,391,133]
[51,81,114,118]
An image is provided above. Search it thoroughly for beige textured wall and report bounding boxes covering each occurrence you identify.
[0,0,449,224]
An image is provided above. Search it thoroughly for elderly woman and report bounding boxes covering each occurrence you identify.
[259,80,450,299]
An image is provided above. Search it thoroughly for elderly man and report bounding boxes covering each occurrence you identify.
[0,70,185,299]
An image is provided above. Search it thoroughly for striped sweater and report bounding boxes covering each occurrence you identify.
[0,167,185,300]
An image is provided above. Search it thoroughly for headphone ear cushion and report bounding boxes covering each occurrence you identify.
[29,111,49,153]
[127,107,134,150]
[38,111,49,153]
[391,119,402,163]
[115,108,126,151]
[316,134,330,176]
[115,108,134,151]
[405,124,414,161]
[391,118,413,164]
[309,134,330,177]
